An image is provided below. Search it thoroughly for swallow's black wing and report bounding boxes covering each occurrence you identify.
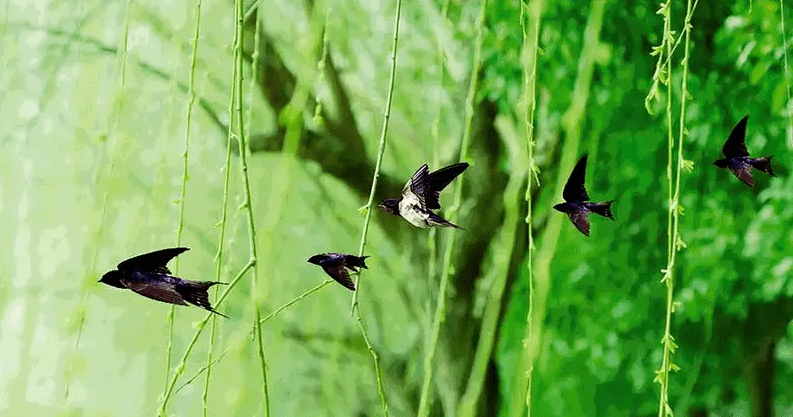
[425,163,469,210]
[117,247,189,274]
[566,210,591,237]
[563,155,590,202]
[404,164,431,209]
[407,163,469,210]
[722,116,750,158]
[730,165,755,187]
[321,263,355,291]
[123,277,189,306]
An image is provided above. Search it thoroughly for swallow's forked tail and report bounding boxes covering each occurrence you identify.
[750,156,775,177]
[177,280,228,317]
[590,200,615,220]
[429,212,464,229]
[346,255,370,270]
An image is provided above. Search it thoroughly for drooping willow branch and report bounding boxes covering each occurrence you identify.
[346,1,403,416]
[427,0,451,289]
[65,0,134,402]
[647,1,698,416]
[519,0,544,415]
[780,0,793,148]
[417,1,487,416]
[230,0,272,414]
[158,261,254,415]
[157,1,272,414]
[507,1,607,416]
[164,0,204,406]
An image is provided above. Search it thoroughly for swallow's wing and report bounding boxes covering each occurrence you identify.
[566,210,590,237]
[403,164,431,210]
[722,116,750,158]
[563,155,590,202]
[117,247,190,274]
[425,163,469,210]
[123,277,189,306]
[730,165,755,187]
[322,263,355,291]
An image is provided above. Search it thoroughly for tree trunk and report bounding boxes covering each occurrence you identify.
[746,340,775,417]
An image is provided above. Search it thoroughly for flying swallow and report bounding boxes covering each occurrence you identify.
[553,154,615,237]
[713,115,775,187]
[307,253,369,291]
[99,247,227,317]
[378,162,469,229]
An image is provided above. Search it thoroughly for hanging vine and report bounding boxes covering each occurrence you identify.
[417,1,488,415]
[646,1,698,416]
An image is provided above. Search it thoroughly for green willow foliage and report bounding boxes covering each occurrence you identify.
[2,1,793,417]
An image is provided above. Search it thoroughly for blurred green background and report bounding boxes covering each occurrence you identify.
[2,0,793,416]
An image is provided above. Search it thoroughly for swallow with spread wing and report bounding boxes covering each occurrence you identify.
[553,155,615,237]
[308,253,369,291]
[378,162,469,229]
[99,247,227,317]
[714,115,775,188]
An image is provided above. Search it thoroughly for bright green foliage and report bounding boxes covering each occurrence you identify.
[2,0,793,417]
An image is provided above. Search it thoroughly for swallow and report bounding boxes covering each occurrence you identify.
[99,247,227,317]
[307,253,369,291]
[378,162,469,229]
[553,154,615,236]
[713,115,775,187]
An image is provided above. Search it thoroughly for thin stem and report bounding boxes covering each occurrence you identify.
[231,0,270,414]
[781,0,793,148]
[259,281,333,325]
[67,0,133,400]
[654,1,697,416]
[457,122,529,417]
[520,0,543,414]
[652,3,675,416]
[458,1,542,415]
[345,1,403,416]
[356,315,389,413]
[312,9,330,125]
[170,2,222,416]
[428,0,450,293]
[158,261,254,415]
[165,0,203,402]
[417,1,487,415]
[661,1,682,415]
[197,0,237,411]
[176,350,228,396]
[350,0,403,312]
[243,0,264,20]
[157,1,253,413]
[254,0,322,341]
[174,0,202,301]
[508,1,606,416]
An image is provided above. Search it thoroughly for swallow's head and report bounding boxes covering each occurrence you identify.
[307,254,324,266]
[99,270,126,288]
[552,203,568,213]
[713,158,729,168]
[378,198,400,215]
